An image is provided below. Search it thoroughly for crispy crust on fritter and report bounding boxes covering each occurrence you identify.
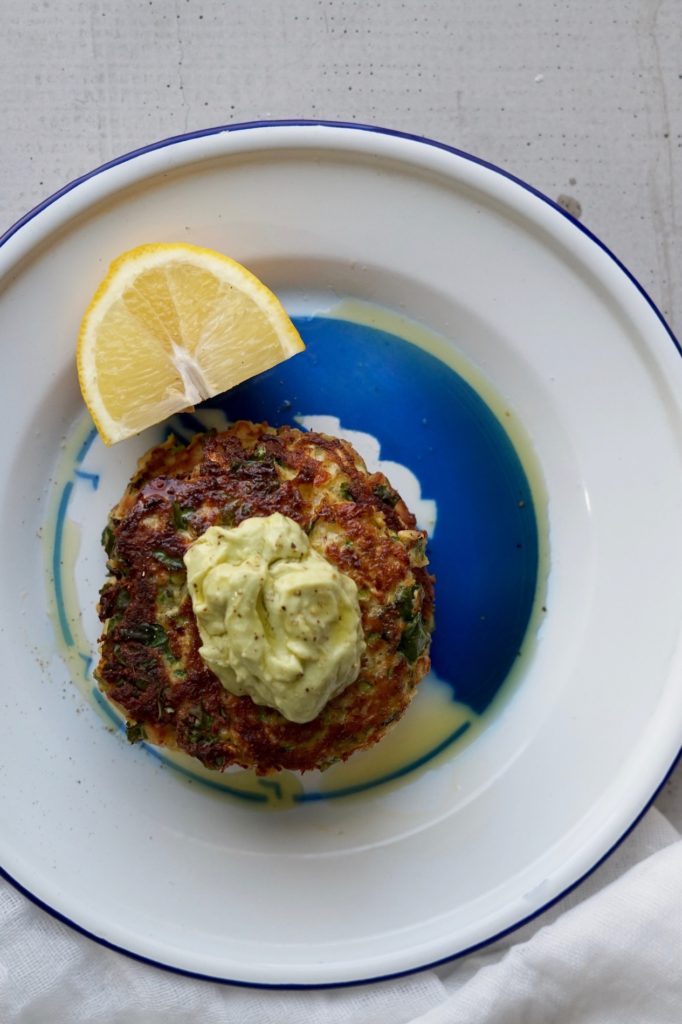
[96,422,434,774]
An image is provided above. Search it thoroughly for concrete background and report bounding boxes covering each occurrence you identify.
[0,0,680,910]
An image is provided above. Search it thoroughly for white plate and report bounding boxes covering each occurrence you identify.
[0,122,681,987]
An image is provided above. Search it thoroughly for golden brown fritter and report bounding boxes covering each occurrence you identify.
[96,422,434,774]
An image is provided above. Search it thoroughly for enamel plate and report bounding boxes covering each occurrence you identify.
[0,122,680,986]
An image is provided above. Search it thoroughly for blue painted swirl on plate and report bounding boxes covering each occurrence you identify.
[51,314,540,805]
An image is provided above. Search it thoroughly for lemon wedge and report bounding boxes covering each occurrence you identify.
[76,242,304,444]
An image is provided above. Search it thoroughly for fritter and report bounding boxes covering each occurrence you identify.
[96,421,434,774]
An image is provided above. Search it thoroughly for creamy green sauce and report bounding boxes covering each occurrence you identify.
[185,514,365,723]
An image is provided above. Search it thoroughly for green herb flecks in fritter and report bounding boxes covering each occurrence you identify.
[95,422,434,775]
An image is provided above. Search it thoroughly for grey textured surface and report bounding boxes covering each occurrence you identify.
[0,0,680,824]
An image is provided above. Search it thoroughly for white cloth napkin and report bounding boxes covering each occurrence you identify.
[1,807,680,1024]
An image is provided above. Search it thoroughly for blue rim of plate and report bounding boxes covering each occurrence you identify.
[0,119,680,989]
